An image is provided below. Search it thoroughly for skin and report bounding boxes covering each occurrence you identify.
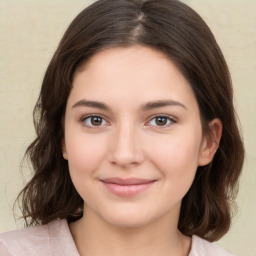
[62,46,222,256]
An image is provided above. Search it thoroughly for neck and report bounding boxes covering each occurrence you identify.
[69,206,191,256]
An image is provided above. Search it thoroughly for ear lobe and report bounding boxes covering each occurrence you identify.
[198,118,222,166]
[61,139,68,160]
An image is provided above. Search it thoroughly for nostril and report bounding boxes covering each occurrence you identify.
[110,149,144,167]
[109,128,144,166]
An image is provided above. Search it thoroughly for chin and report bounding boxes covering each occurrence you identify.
[97,207,159,229]
[106,216,151,229]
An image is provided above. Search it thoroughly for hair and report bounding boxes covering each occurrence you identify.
[16,0,244,242]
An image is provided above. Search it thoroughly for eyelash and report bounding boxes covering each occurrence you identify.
[81,115,109,129]
[80,114,177,129]
[146,114,177,128]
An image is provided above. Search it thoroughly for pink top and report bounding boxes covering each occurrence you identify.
[0,219,234,256]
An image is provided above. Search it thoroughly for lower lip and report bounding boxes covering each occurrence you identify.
[101,181,155,197]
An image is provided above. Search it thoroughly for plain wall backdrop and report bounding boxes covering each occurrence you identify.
[0,0,255,255]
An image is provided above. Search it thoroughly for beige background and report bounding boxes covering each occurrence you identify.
[0,0,255,255]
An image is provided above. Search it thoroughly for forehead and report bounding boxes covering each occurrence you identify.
[75,46,183,84]
[69,46,198,112]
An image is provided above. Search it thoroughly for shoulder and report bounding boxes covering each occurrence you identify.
[0,219,72,256]
[189,235,234,256]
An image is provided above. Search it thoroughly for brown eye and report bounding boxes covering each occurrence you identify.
[82,115,108,127]
[155,117,168,126]
[147,115,176,127]
[91,116,103,126]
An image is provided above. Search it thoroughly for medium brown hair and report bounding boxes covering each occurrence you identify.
[16,0,244,242]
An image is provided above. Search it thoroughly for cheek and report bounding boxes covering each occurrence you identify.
[65,133,109,201]
[148,136,201,207]
[65,132,108,176]
[148,132,201,183]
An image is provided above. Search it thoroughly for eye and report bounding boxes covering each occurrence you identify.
[81,115,109,128]
[146,115,176,127]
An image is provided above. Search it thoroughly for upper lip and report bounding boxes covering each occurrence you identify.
[100,177,156,185]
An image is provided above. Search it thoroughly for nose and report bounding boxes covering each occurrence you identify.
[109,123,144,168]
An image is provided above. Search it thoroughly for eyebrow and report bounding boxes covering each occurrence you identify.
[72,99,187,111]
[72,99,110,110]
[141,100,187,111]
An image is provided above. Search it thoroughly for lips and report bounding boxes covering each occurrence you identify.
[100,177,156,196]
[101,177,155,185]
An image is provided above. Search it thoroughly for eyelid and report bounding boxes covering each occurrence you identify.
[80,114,110,128]
[80,113,177,129]
[145,114,177,128]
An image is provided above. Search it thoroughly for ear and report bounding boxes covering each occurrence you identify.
[198,118,222,166]
[61,139,68,160]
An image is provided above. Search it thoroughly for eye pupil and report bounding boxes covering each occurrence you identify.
[91,116,102,126]
[156,117,167,126]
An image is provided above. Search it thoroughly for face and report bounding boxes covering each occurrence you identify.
[63,46,216,228]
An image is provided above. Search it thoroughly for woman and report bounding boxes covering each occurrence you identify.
[0,0,244,255]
